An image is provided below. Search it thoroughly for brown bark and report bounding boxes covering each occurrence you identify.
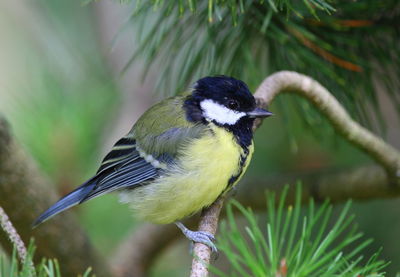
[0,116,112,277]
[189,197,224,277]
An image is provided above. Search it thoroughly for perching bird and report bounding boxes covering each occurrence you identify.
[33,76,272,251]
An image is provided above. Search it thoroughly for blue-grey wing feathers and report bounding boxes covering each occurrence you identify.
[80,156,158,202]
[32,179,96,227]
[33,137,159,227]
[33,107,205,227]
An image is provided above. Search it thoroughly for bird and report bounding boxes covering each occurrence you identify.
[33,75,272,251]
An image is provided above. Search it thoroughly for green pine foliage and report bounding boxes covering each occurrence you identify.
[213,185,388,276]
[0,243,92,277]
[0,186,388,276]
[125,0,400,132]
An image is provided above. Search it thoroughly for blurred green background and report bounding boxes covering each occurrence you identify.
[0,0,399,276]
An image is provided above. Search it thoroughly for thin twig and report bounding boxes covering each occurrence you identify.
[0,205,34,272]
[190,197,224,277]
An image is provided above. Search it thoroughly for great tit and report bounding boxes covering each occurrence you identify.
[33,76,272,251]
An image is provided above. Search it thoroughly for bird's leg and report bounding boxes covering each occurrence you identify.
[175,222,217,253]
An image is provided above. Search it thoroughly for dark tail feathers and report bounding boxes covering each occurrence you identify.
[32,181,96,228]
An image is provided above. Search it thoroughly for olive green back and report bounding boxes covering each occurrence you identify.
[131,95,207,161]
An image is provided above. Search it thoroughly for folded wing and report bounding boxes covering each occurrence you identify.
[33,136,159,226]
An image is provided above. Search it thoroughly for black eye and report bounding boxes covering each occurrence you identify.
[227,100,239,110]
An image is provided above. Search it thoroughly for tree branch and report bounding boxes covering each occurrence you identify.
[0,116,112,277]
[189,197,224,277]
[254,71,400,180]
[0,205,33,271]
[188,71,400,277]
[238,165,398,208]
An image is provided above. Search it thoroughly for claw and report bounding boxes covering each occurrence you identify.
[175,222,218,253]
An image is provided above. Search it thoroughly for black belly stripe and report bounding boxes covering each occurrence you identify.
[226,147,250,190]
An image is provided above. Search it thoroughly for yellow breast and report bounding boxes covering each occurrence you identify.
[121,124,254,224]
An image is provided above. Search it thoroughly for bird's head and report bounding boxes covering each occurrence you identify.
[184,76,272,127]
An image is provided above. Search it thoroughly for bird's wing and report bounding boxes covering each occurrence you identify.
[33,135,157,226]
[33,95,206,226]
[132,95,206,162]
[80,135,159,201]
[83,95,206,200]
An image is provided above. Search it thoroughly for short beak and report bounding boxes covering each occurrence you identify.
[247,107,273,118]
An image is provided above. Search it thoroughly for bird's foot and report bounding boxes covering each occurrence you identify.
[175,222,217,253]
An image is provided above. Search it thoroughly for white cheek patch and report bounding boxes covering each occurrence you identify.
[200,99,246,125]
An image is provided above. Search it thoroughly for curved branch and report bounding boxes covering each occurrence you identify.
[254,71,400,180]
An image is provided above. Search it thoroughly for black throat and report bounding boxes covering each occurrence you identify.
[224,118,254,190]
[183,97,254,151]
[223,117,254,150]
